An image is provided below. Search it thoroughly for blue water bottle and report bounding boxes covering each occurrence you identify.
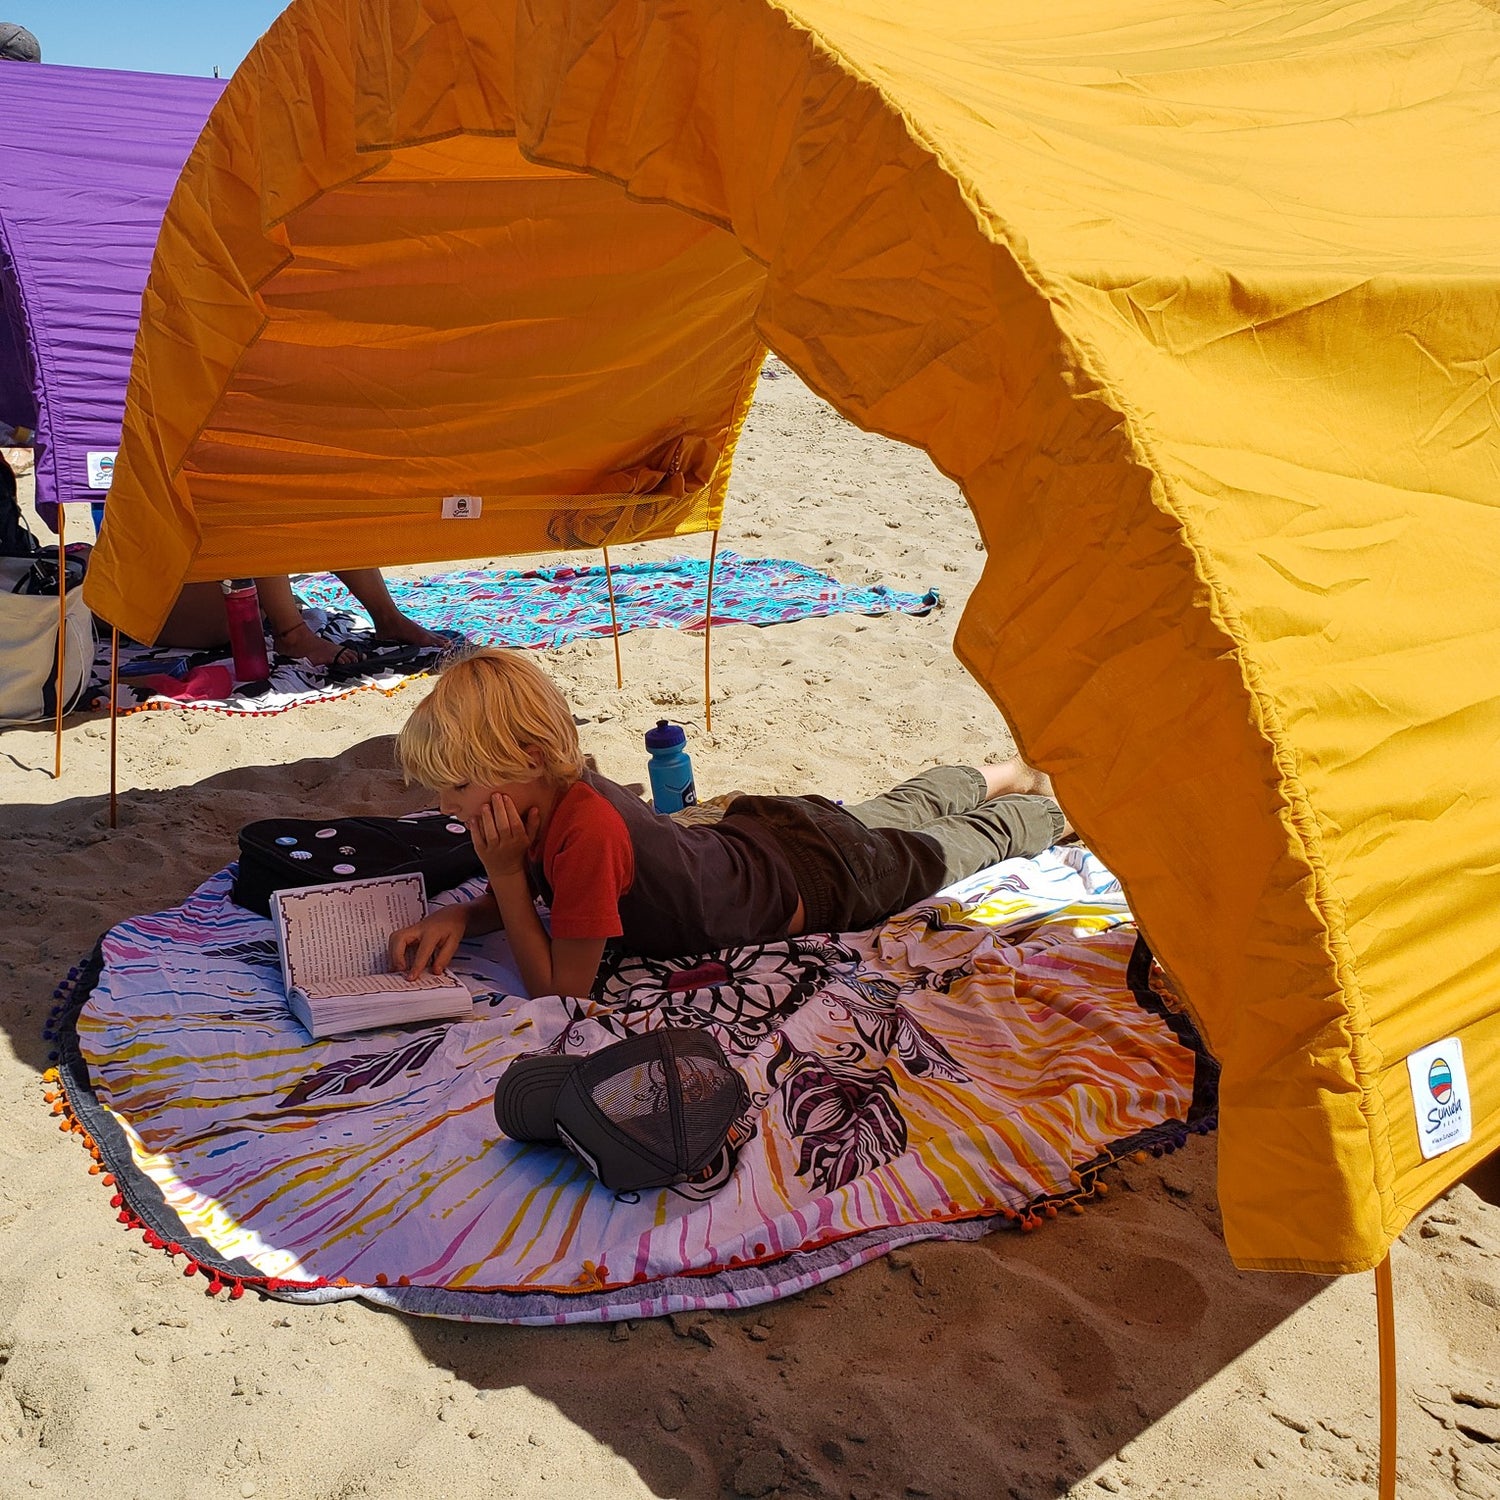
[645,719,697,813]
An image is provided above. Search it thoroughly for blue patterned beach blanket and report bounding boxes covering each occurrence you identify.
[92,554,939,716]
[295,552,938,651]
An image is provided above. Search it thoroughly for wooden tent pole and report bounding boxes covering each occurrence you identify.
[1376,1252,1398,1500]
[703,528,719,732]
[108,626,120,829]
[52,503,66,779]
[601,545,623,690]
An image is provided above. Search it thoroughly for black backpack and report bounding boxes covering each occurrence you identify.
[10,544,85,595]
[232,811,485,917]
[0,458,38,560]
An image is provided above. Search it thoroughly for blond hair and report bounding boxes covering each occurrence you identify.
[398,648,584,789]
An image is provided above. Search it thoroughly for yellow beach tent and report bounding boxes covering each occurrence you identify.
[84,0,1500,1277]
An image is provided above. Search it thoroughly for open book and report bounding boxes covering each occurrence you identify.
[271,873,472,1039]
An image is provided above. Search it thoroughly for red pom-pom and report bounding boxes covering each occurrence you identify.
[183,1261,198,1278]
[375,1273,388,1286]
[229,1281,245,1301]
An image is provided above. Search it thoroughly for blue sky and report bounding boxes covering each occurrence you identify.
[21,2,289,77]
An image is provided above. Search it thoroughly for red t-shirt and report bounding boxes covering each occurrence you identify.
[527,771,799,957]
[532,779,635,940]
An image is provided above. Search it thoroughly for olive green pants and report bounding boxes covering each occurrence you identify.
[732,766,1065,934]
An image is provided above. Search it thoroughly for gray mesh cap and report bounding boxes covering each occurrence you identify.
[493,1028,749,1193]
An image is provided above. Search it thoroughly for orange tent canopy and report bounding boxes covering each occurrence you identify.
[86,0,1500,1275]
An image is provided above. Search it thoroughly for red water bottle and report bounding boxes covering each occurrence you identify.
[221,578,270,682]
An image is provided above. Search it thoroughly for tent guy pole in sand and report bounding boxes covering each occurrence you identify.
[600,545,623,689]
[52,502,65,778]
[704,528,719,731]
[108,626,120,829]
[1376,1253,1398,1498]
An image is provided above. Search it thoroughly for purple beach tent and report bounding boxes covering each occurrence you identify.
[0,59,224,527]
[0,58,222,772]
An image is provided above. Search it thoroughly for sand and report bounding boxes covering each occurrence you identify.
[1,363,1496,1500]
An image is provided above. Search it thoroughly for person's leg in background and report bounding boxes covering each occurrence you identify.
[157,570,447,663]
[256,574,350,666]
[332,568,446,650]
[258,569,444,664]
[153,580,305,656]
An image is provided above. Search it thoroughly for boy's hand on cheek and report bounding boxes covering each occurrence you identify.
[471,792,540,878]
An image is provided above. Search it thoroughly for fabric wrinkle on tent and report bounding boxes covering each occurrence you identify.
[84,0,1500,1277]
[0,60,224,518]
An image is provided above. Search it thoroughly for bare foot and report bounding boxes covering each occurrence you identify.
[983,757,1076,840]
[980,756,1054,800]
[366,608,448,650]
[271,619,354,668]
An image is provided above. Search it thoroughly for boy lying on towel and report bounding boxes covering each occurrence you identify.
[391,648,1069,1000]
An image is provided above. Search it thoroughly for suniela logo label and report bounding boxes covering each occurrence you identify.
[87,450,117,490]
[1406,1039,1471,1161]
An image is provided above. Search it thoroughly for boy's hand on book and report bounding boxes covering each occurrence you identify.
[470,792,540,879]
[389,905,468,980]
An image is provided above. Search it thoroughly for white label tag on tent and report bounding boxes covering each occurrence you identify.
[441,494,482,520]
[1406,1037,1472,1160]
[87,451,117,489]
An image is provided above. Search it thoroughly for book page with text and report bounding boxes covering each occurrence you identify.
[275,874,426,990]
